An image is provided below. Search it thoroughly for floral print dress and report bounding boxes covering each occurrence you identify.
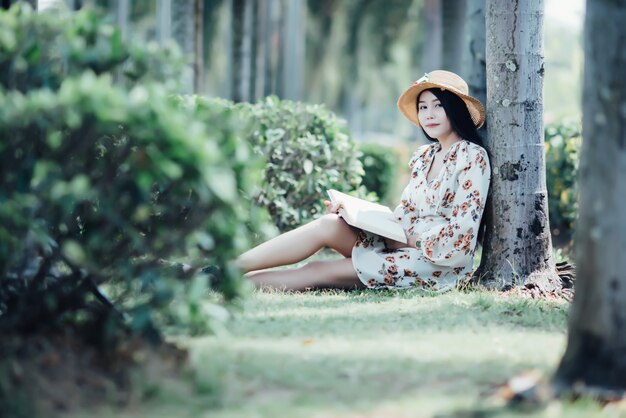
[351,139,490,292]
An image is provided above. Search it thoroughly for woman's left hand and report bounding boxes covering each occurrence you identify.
[385,233,420,250]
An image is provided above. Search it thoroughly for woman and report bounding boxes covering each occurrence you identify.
[236,70,490,292]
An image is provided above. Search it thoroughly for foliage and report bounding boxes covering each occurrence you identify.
[206,96,366,232]
[545,118,581,239]
[357,142,401,203]
[0,5,266,341]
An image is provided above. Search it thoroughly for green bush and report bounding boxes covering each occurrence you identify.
[0,5,267,340]
[207,97,366,232]
[545,118,581,239]
[357,142,400,204]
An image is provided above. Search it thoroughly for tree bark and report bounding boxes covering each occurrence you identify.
[194,0,203,93]
[114,0,129,41]
[172,0,195,93]
[231,0,253,102]
[462,0,486,111]
[421,0,442,71]
[281,0,306,100]
[477,0,559,291]
[553,0,626,397]
[441,0,466,74]
[156,0,172,47]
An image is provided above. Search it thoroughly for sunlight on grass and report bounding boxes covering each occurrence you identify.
[76,290,610,418]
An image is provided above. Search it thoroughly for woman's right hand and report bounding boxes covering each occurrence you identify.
[324,200,343,214]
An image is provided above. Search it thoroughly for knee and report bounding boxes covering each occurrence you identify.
[316,213,348,241]
[317,213,347,232]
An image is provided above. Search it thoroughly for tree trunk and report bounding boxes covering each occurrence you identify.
[421,0,442,71]
[114,0,129,41]
[477,0,559,291]
[462,0,486,110]
[156,0,172,47]
[281,0,306,100]
[231,0,253,102]
[172,0,195,93]
[441,0,466,74]
[194,0,203,93]
[553,0,626,397]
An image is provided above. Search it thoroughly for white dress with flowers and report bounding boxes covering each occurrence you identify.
[351,140,490,292]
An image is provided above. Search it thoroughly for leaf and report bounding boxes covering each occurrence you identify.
[303,159,313,175]
[206,169,236,203]
[62,240,86,264]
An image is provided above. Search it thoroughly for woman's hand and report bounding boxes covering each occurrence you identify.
[385,234,420,250]
[323,200,343,214]
[406,235,420,249]
[385,238,406,250]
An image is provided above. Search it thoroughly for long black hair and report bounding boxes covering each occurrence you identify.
[418,88,490,246]
[418,88,484,149]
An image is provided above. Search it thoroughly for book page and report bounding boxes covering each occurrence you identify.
[327,189,407,243]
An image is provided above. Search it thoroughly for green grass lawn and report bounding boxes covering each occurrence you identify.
[79,289,615,418]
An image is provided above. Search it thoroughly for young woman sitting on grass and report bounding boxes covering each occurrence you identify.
[236,70,491,292]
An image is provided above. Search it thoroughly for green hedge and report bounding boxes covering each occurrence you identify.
[545,118,581,240]
[202,97,367,232]
[0,5,267,339]
[357,142,400,204]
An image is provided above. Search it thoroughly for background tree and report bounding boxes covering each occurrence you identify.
[553,0,626,396]
[477,0,560,291]
[441,0,466,74]
[420,0,441,70]
[462,0,486,113]
[231,0,251,102]
[171,0,195,93]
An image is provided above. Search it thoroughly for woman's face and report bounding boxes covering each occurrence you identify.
[417,90,453,140]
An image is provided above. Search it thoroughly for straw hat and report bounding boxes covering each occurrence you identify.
[397,70,485,129]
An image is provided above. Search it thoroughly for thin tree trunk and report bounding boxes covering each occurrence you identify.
[281,0,306,100]
[441,0,466,74]
[252,0,270,101]
[477,0,559,291]
[462,0,486,110]
[156,0,172,47]
[249,0,260,101]
[264,0,283,97]
[172,0,195,94]
[421,0,442,71]
[231,0,253,102]
[553,0,626,397]
[194,0,203,93]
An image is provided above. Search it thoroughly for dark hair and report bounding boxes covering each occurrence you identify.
[418,88,490,246]
[417,88,484,148]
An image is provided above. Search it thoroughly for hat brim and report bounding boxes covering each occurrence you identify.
[397,82,485,129]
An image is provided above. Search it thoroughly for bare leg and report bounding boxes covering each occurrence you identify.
[247,258,365,291]
[236,214,359,273]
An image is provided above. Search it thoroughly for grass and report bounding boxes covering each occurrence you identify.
[73,289,617,418]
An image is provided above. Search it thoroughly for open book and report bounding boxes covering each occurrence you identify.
[327,189,407,244]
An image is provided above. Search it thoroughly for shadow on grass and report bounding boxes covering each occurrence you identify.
[170,291,570,418]
[188,342,560,417]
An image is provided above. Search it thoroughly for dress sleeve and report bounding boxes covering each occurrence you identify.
[418,145,490,267]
